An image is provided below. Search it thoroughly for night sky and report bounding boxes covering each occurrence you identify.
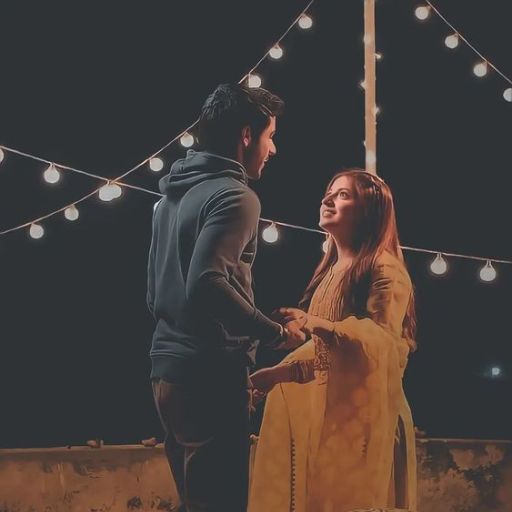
[1,0,511,448]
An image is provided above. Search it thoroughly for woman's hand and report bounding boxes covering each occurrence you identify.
[250,367,279,394]
[273,308,312,338]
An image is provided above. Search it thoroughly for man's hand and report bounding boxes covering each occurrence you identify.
[275,318,307,350]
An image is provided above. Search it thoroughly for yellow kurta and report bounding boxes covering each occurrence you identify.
[249,251,417,512]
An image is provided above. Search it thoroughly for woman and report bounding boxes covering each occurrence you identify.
[248,170,417,512]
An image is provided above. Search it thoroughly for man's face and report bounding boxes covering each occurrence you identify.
[243,116,277,180]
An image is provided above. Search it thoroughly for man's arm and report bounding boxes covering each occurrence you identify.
[185,187,283,347]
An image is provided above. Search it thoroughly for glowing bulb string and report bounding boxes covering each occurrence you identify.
[239,0,316,83]
[0,0,317,236]
[421,0,512,86]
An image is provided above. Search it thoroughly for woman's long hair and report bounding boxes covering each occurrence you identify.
[299,169,417,346]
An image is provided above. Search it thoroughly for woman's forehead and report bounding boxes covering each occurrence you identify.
[329,175,353,191]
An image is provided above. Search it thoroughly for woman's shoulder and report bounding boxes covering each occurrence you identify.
[373,250,412,287]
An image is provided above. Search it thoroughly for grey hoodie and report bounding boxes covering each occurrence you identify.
[147,150,282,383]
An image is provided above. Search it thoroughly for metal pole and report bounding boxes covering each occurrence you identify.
[364,0,377,175]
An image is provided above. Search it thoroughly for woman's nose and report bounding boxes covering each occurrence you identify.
[322,194,334,206]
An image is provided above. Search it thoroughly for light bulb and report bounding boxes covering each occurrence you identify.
[430,253,448,275]
[149,157,164,172]
[491,366,501,377]
[473,61,488,77]
[43,164,61,184]
[64,205,79,221]
[414,5,431,20]
[269,44,284,60]
[99,182,122,202]
[0,148,5,163]
[503,88,512,103]
[180,132,195,148]
[444,33,459,49]
[29,223,44,239]
[262,223,279,243]
[248,74,262,89]
[298,14,313,30]
[479,260,496,282]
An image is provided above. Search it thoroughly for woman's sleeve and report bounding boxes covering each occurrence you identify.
[332,257,412,346]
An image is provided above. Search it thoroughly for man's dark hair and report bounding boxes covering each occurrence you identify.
[197,83,284,157]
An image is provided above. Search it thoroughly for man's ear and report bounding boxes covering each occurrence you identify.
[241,125,252,148]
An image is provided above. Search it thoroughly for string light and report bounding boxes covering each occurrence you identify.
[473,61,488,78]
[430,253,448,275]
[269,44,284,60]
[29,223,44,239]
[64,205,79,221]
[298,14,313,30]
[262,223,279,243]
[247,73,262,88]
[98,182,122,202]
[414,5,431,21]
[444,33,459,49]
[479,260,497,282]
[149,157,164,172]
[180,133,195,148]
[503,88,512,103]
[491,366,501,377]
[43,163,61,184]
[0,148,5,163]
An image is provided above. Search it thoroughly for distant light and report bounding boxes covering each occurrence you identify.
[298,14,313,30]
[430,253,448,275]
[29,223,44,239]
[180,132,195,148]
[444,33,459,49]
[64,205,79,221]
[43,164,61,184]
[479,260,497,282]
[262,223,279,243]
[248,74,262,88]
[473,61,488,78]
[491,366,501,377]
[269,44,284,60]
[503,88,512,103]
[149,157,164,172]
[414,5,431,21]
[0,148,5,163]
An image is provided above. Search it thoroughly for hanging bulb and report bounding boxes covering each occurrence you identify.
[414,5,431,21]
[43,164,61,184]
[473,61,488,77]
[298,14,313,30]
[64,205,79,221]
[149,157,164,172]
[269,44,284,60]
[29,223,44,239]
[491,366,501,377]
[444,33,459,49]
[0,148,5,163]
[479,260,497,282]
[180,132,195,148]
[430,253,448,275]
[99,182,122,202]
[247,73,262,88]
[262,223,279,243]
[503,88,512,103]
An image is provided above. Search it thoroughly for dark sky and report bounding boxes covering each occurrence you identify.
[1,0,511,448]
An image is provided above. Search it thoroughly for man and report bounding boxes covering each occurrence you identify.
[147,83,305,512]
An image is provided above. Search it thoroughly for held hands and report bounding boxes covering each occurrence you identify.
[272,307,313,350]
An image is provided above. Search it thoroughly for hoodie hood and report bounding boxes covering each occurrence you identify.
[159,150,248,196]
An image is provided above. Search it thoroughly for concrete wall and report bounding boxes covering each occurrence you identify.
[1,439,511,511]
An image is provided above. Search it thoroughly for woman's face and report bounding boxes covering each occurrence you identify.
[319,175,359,238]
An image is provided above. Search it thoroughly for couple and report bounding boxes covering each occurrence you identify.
[147,83,417,512]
